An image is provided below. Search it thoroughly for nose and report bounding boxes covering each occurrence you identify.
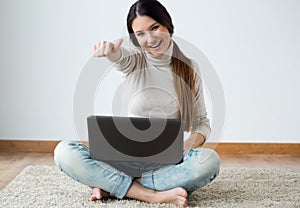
[146,32,156,45]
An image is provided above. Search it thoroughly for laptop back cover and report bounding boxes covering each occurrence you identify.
[87,115,183,176]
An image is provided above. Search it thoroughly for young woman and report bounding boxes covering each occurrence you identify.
[54,0,220,206]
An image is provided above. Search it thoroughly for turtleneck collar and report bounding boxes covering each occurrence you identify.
[145,40,173,67]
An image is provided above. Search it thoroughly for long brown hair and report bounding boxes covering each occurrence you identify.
[127,0,196,131]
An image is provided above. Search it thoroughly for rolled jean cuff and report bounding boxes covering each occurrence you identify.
[110,173,133,199]
[141,170,156,190]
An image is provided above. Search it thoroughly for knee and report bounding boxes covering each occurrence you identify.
[54,140,87,169]
[54,140,71,168]
[184,148,220,192]
[193,148,220,177]
[202,148,220,171]
[208,149,220,174]
[54,140,72,160]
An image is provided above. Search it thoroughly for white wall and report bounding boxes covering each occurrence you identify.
[0,0,299,142]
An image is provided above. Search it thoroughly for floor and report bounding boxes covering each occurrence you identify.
[0,152,300,190]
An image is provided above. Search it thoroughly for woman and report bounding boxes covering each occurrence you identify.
[54,0,220,206]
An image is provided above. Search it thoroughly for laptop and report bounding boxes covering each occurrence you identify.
[87,115,184,177]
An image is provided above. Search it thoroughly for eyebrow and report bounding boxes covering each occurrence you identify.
[135,23,158,33]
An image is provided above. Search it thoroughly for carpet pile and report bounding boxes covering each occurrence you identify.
[0,165,299,208]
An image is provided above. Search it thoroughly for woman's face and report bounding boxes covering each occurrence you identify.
[132,15,171,58]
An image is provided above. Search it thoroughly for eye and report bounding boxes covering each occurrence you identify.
[136,32,145,37]
[151,25,159,31]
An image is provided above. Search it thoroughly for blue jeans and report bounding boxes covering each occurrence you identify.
[54,140,220,199]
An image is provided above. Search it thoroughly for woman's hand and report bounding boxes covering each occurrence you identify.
[93,39,123,62]
[184,133,206,154]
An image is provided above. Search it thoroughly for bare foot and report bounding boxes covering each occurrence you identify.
[88,187,111,201]
[153,187,188,207]
[126,181,188,206]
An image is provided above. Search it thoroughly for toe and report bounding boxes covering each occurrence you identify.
[89,195,96,201]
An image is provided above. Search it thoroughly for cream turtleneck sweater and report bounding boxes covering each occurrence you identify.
[113,41,210,139]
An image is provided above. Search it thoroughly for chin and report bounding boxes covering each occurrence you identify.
[156,52,168,58]
[151,52,163,57]
[148,48,167,57]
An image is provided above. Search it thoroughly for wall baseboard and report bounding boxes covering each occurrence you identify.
[0,140,299,154]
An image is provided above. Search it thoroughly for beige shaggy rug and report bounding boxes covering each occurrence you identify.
[0,165,299,208]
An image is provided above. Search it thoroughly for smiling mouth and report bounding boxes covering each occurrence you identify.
[148,40,162,49]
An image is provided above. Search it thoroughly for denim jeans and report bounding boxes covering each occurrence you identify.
[54,140,220,199]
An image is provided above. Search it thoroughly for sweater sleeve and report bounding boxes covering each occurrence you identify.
[113,46,146,76]
[191,61,211,139]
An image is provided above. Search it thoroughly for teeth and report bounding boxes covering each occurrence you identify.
[149,41,161,48]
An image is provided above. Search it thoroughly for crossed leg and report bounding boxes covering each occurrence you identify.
[89,180,187,206]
